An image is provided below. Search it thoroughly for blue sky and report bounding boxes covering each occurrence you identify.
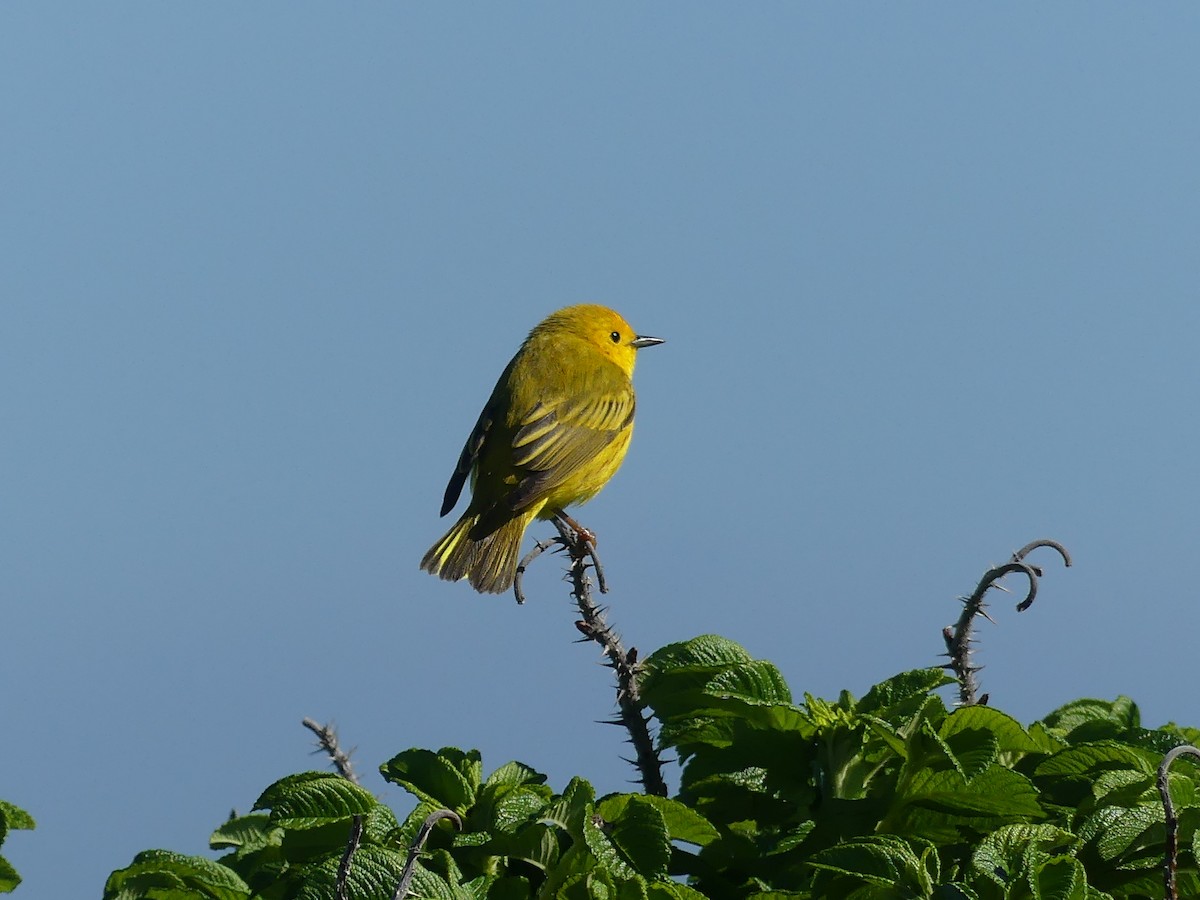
[3,4,1199,895]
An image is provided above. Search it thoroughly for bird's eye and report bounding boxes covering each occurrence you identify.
[610,331,621,343]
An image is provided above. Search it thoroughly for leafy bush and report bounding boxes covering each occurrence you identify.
[97,637,1200,899]
[0,802,35,893]
[9,538,1197,897]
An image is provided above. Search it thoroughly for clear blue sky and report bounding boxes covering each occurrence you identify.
[3,5,1198,895]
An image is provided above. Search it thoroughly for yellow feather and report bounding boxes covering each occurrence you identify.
[420,304,663,594]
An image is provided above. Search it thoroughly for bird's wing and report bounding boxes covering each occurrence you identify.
[439,409,489,516]
[504,372,636,512]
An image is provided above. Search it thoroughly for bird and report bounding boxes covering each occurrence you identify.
[420,304,664,594]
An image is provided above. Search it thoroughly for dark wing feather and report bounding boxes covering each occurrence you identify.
[439,405,491,516]
[504,380,635,511]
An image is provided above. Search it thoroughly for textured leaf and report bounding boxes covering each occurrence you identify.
[0,803,34,832]
[641,636,756,717]
[645,635,754,673]
[902,765,1043,819]
[932,884,981,899]
[380,748,479,811]
[972,823,1078,885]
[1034,742,1153,780]
[705,661,792,704]
[103,850,250,900]
[807,834,924,888]
[583,812,637,881]
[253,772,377,828]
[856,668,953,717]
[599,794,719,847]
[1084,804,1161,862]
[484,875,533,900]
[0,857,20,894]
[941,705,1044,755]
[1039,698,1140,739]
[295,843,465,900]
[648,882,709,899]
[209,814,282,853]
[539,777,595,839]
[476,782,552,834]
[483,760,547,790]
[596,796,670,879]
[1027,855,1087,900]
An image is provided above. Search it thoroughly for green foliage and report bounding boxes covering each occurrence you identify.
[14,634,1189,898]
[0,801,35,893]
[640,636,1200,898]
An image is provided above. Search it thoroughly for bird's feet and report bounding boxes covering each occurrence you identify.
[553,511,597,546]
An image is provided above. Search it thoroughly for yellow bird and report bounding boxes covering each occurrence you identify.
[421,304,664,594]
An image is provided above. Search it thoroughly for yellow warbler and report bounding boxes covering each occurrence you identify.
[421,304,664,594]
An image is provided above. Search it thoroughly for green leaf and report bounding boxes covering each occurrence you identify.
[705,661,792,705]
[807,834,927,890]
[1080,804,1161,863]
[483,760,547,790]
[892,760,1045,845]
[380,748,480,812]
[1039,698,1140,739]
[484,875,533,900]
[1034,742,1153,786]
[645,635,755,673]
[253,772,378,828]
[0,803,34,833]
[971,824,1079,888]
[540,777,596,840]
[941,705,1045,756]
[857,668,954,717]
[596,796,671,880]
[648,883,709,899]
[1027,855,1087,900]
[103,850,250,900]
[294,843,464,900]
[474,782,552,834]
[641,636,756,717]
[0,857,20,894]
[599,794,719,847]
[555,870,620,900]
[209,814,283,854]
[583,811,638,881]
[933,883,981,899]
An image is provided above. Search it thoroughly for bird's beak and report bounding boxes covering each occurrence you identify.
[631,334,665,349]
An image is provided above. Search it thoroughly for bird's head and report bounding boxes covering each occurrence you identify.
[537,304,664,376]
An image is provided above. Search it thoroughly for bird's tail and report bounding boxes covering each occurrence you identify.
[420,509,535,594]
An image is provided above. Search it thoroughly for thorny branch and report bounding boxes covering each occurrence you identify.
[514,515,668,796]
[393,810,463,900]
[330,807,462,900]
[514,514,608,605]
[942,539,1072,707]
[335,814,363,900]
[1157,744,1200,900]
[302,718,360,783]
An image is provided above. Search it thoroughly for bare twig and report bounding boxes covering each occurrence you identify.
[302,718,360,783]
[514,535,562,605]
[1157,744,1200,900]
[942,539,1072,706]
[392,809,463,900]
[335,815,363,900]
